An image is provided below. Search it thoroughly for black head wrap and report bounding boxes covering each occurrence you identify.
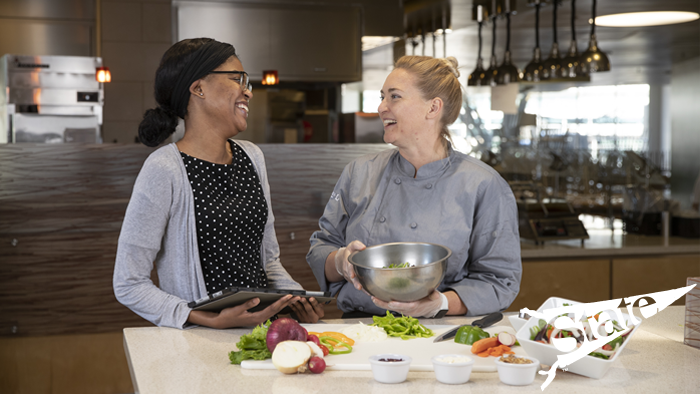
[138,38,238,147]
[169,40,238,118]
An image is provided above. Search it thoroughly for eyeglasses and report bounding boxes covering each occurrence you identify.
[208,71,252,93]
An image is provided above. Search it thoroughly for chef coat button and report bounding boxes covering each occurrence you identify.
[410,222,417,229]
[394,178,401,184]
[380,217,386,223]
[359,307,364,311]
[425,184,433,189]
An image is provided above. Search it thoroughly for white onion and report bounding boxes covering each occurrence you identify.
[271,341,312,374]
[341,322,388,342]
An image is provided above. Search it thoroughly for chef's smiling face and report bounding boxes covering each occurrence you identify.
[203,56,253,137]
[378,68,433,149]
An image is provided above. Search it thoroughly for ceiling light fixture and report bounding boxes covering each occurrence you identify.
[523,0,544,82]
[561,0,586,78]
[580,0,610,73]
[496,1,520,85]
[594,11,699,27]
[542,0,563,80]
[96,66,111,83]
[468,5,489,86]
[262,70,279,85]
[441,4,449,58]
[486,13,498,86]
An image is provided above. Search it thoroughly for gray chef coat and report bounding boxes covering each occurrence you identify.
[306,145,522,316]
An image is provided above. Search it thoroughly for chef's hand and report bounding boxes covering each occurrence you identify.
[288,297,325,323]
[371,290,445,318]
[335,240,366,291]
[188,294,299,329]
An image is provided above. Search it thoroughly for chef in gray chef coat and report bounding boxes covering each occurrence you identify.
[306,56,522,318]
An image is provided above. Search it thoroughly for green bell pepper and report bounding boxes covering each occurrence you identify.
[454,325,490,345]
[319,336,353,355]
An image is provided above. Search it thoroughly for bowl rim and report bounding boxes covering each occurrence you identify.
[368,354,413,366]
[431,354,475,366]
[348,242,453,270]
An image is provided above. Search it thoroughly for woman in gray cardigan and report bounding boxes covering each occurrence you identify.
[113,38,324,329]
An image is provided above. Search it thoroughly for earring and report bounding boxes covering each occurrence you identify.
[199,93,204,96]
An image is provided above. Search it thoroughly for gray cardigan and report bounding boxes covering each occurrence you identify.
[113,140,302,329]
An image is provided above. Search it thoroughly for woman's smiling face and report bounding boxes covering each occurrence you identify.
[203,56,253,137]
[378,68,432,149]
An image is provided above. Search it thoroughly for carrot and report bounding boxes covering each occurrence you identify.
[471,337,500,354]
[477,344,516,357]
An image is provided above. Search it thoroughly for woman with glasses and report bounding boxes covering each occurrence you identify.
[114,38,324,329]
[307,56,522,319]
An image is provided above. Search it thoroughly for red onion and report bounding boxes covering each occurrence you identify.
[266,318,308,353]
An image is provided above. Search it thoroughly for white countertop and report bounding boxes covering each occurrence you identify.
[123,306,700,394]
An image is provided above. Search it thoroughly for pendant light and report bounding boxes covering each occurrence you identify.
[442,3,448,58]
[580,0,611,73]
[496,4,520,84]
[561,0,586,78]
[523,1,544,82]
[485,15,498,86]
[468,6,489,86]
[542,0,563,80]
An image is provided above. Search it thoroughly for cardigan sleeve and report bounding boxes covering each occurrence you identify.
[113,152,194,328]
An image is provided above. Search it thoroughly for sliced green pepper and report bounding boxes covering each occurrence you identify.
[319,336,353,354]
[454,325,490,345]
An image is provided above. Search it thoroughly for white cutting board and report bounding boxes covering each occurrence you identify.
[240,324,527,372]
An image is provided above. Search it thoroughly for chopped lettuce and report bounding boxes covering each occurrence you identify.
[228,320,272,364]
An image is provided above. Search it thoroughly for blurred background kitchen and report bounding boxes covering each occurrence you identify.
[0,1,698,393]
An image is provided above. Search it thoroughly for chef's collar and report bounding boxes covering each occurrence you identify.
[395,144,454,179]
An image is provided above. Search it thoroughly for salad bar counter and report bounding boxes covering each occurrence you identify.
[122,306,699,394]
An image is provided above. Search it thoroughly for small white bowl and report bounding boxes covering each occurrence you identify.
[431,354,475,384]
[494,355,540,386]
[368,354,412,384]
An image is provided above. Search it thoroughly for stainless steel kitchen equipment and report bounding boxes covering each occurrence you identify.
[517,199,590,245]
[0,54,104,143]
[348,242,451,302]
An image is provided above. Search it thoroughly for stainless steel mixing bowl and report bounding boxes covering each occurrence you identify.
[347,242,451,302]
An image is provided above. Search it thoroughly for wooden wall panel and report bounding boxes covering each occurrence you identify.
[0,143,390,335]
[507,259,611,312]
[612,254,700,304]
[0,144,155,336]
[0,332,134,394]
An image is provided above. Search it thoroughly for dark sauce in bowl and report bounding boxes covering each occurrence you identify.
[378,358,404,362]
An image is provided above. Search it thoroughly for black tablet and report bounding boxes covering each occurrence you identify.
[188,286,334,313]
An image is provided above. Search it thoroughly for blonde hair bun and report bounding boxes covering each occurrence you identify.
[442,56,460,78]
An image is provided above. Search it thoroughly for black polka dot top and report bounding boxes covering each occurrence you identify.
[180,141,269,294]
